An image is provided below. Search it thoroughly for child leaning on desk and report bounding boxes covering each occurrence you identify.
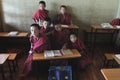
[20,23,51,79]
[64,33,92,69]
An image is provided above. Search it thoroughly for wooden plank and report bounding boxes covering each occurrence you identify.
[33,49,81,61]
[101,68,120,80]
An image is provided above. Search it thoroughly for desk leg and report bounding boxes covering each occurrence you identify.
[0,65,5,80]
[90,27,94,57]
[7,61,13,80]
[93,29,97,52]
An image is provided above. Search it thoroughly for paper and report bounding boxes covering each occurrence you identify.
[8,31,18,36]
[115,54,120,59]
[44,50,62,58]
[61,25,69,28]
[116,26,120,28]
[101,23,113,28]
[61,49,73,55]
[53,50,62,57]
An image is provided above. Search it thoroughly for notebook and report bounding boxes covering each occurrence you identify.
[8,31,18,36]
[44,50,62,58]
[61,49,73,55]
[115,54,120,59]
[101,23,113,28]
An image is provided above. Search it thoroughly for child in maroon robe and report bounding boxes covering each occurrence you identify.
[39,17,52,35]
[20,24,50,78]
[54,5,71,25]
[51,24,70,50]
[50,25,70,66]
[32,1,49,25]
[66,34,92,69]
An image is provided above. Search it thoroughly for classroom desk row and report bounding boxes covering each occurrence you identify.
[0,53,17,80]
[0,24,79,37]
[33,49,81,79]
[101,54,120,80]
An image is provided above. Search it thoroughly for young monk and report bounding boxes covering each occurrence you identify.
[32,1,49,25]
[51,24,70,50]
[66,33,92,69]
[39,17,52,35]
[20,24,50,78]
[54,5,72,25]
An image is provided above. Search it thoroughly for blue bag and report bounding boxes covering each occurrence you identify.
[48,66,72,80]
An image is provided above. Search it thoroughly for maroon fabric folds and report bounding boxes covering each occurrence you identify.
[110,18,120,26]
[56,13,71,25]
[32,9,49,20]
[20,35,50,77]
[66,38,92,69]
[66,39,86,52]
[51,29,70,50]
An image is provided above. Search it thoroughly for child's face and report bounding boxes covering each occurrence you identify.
[55,25,62,31]
[70,34,77,43]
[30,26,40,37]
[60,7,66,14]
[43,21,49,29]
[39,3,45,10]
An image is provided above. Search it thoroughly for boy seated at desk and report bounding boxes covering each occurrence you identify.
[54,5,72,25]
[50,25,70,66]
[65,33,92,69]
[51,24,70,50]
[32,1,49,26]
[20,24,50,78]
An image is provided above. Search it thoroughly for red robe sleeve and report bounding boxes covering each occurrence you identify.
[110,18,120,26]
[32,9,49,20]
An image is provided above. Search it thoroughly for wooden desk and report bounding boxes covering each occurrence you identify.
[33,49,81,61]
[0,54,9,80]
[0,32,28,37]
[113,55,120,65]
[101,68,120,80]
[90,25,120,57]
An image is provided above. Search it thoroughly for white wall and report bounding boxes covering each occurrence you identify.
[1,0,119,31]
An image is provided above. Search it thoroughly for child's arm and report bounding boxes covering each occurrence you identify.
[62,43,67,50]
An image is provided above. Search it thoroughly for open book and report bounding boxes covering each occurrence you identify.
[61,49,73,55]
[44,49,73,58]
[44,50,62,58]
[8,31,18,36]
[115,54,120,59]
[101,23,113,28]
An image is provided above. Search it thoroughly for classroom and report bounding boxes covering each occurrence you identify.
[0,0,120,80]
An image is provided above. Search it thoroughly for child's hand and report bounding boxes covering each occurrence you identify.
[62,44,67,50]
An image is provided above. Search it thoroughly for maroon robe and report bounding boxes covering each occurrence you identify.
[66,38,92,69]
[20,35,50,77]
[110,18,120,26]
[66,38,86,52]
[109,18,120,35]
[56,13,71,25]
[32,9,49,21]
[39,26,53,35]
[51,28,70,50]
